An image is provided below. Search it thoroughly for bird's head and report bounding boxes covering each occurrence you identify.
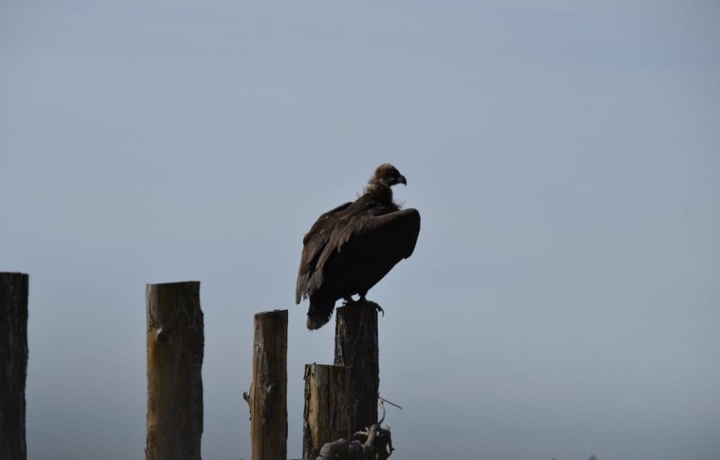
[372,163,407,187]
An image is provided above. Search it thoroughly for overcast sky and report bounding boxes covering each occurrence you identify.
[2,1,719,459]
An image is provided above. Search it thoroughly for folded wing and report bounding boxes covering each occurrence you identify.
[295,202,352,303]
[317,208,421,300]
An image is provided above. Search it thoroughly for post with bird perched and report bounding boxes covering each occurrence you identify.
[0,272,29,460]
[245,309,288,460]
[334,300,380,433]
[145,281,204,460]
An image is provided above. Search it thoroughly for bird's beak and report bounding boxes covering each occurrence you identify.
[397,175,407,186]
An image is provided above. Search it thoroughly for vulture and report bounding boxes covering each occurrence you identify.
[296,163,421,330]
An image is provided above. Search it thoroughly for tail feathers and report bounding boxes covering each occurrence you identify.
[307,298,335,330]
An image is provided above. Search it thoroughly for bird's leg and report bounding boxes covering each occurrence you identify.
[342,295,363,307]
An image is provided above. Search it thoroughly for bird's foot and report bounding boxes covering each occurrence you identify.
[357,295,384,317]
[342,296,383,316]
[375,303,385,317]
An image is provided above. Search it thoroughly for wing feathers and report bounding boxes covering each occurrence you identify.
[295,202,351,303]
[297,207,420,304]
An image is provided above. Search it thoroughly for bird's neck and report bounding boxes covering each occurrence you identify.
[364,181,395,207]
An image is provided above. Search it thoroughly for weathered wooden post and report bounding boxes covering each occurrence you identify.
[247,310,288,460]
[302,364,351,459]
[334,301,380,432]
[0,272,29,460]
[146,281,204,460]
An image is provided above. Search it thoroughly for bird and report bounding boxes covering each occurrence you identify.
[296,163,421,330]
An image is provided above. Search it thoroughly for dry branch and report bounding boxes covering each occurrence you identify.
[310,423,393,460]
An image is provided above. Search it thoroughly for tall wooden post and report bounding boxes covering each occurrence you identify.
[0,273,29,460]
[146,282,204,460]
[334,301,380,432]
[302,364,351,459]
[248,310,288,460]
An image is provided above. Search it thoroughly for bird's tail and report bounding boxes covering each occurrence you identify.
[307,298,335,330]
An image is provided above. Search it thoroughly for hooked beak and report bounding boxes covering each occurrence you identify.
[396,174,407,186]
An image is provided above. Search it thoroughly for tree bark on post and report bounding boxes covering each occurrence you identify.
[334,301,379,432]
[0,272,29,460]
[146,282,204,460]
[302,364,351,460]
[247,310,288,460]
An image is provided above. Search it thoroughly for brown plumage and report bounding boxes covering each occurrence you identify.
[296,163,421,330]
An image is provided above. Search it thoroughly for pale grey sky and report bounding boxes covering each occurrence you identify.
[1,1,719,459]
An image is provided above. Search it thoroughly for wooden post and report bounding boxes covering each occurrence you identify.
[302,364,351,460]
[247,310,288,460]
[0,273,29,460]
[146,282,204,460]
[334,301,380,432]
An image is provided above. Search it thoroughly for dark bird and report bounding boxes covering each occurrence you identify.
[296,163,421,330]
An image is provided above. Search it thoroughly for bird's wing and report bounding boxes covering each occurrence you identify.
[318,208,421,291]
[295,201,352,303]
